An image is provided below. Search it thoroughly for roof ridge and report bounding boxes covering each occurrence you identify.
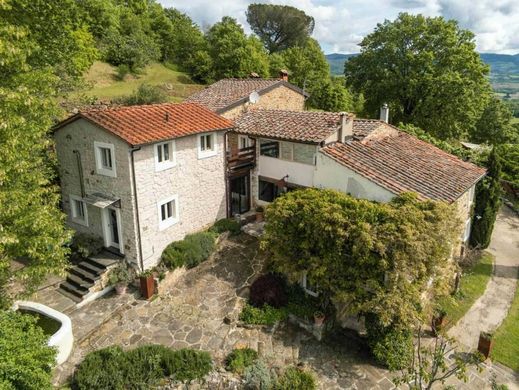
[80,102,197,113]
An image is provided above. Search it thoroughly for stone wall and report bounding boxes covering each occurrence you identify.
[54,119,139,265]
[133,132,227,270]
[221,85,305,120]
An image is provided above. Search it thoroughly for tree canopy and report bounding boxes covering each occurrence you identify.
[470,98,519,145]
[262,188,460,327]
[345,13,491,140]
[0,0,77,307]
[246,3,315,53]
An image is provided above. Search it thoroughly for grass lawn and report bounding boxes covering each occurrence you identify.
[491,279,519,371]
[511,117,519,124]
[74,61,204,102]
[438,251,494,329]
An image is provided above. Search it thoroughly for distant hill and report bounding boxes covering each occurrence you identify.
[326,52,519,98]
[326,52,519,78]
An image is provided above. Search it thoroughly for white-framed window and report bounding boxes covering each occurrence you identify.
[198,132,217,159]
[69,194,88,226]
[300,272,319,297]
[94,141,116,177]
[463,217,472,243]
[154,141,176,171]
[157,195,179,230]
[238,135,251,149]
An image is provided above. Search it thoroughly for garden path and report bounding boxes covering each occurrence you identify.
[448,206,519,352]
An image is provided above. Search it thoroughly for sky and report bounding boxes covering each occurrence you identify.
[157,0,519,55]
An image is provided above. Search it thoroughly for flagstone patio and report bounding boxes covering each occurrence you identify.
[51,233,518,389]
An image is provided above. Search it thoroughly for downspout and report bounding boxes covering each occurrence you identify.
[73,150,85,198]
[224,131,230,218]
[130,147,144,271]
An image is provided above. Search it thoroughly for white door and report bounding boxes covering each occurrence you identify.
[102,207,123,252]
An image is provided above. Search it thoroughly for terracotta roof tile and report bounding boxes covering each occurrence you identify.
[185,78,307,112]
[234,110,355,143]
[57,103,233,146]
[321,123,486,203]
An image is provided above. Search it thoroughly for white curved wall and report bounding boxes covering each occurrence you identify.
[14,301,74,365]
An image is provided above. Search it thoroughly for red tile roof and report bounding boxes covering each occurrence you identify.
[185,78,307,113]
[321,121,486,203]
[55,103,234,146]
[234,110,354,143]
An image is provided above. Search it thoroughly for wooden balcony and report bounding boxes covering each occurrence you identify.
[227,145,256,172]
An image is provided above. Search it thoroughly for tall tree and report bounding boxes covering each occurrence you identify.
[206,17,269,79]
[275,38,330,107]
[0,0,89,307]
[470,147,502,249]
[470,98,519,144]
[246,3,315,53]
[345,13,491,140]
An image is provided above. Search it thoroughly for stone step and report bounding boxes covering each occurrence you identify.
[66,274,94,290]
[57,287,83,303]
[59,281,89,299]
[70,266,100,283]
[86,252,121,269]
[77,261,105,276]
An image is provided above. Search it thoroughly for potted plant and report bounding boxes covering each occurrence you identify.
[314,310,325,326]
[109,263,131,295]
[478,331,493,359]
[431,307,447,336]
[139,269,156,299]
[255,206,264,222]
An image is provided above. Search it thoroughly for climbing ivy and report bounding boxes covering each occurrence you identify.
[261,189,460,327]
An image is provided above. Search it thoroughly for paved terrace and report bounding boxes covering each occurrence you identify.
[31,223,518,389]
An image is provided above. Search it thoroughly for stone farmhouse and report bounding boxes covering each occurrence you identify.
[53,74,485,302]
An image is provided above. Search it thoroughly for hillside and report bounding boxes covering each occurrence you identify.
[72,61,204,103]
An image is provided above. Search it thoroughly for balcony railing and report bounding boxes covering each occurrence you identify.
[227,145,256,171]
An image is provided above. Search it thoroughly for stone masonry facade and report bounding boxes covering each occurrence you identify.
[133,131,227,270]
[55,120,227,271]
[55,119,139,264]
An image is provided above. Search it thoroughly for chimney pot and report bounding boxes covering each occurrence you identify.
[380,103,389,123]
[279,69,289,82]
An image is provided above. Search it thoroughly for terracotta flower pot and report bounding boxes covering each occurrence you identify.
[478,333,493,359]
[115,284,127,295]
[140,275,155,299]
[314,313,325,327]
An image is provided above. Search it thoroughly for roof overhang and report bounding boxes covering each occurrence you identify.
[83,193,121,208]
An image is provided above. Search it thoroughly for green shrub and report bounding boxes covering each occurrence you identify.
[365,315,413,371]
[239,304,287,326]
[225,348,258,374]
[71,232,104,259]
[115,64,130,81]
[161,348,212,382]
[73,345,213,389]
[243,360,277,390]
[209,218,241,235]
[276,367,316,390]
[161,231,217,269]
[0,310,57,390]
[73,346,129,389]
[114,83,169,106]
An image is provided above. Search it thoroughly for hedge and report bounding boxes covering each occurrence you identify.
[72,345,212,389]
[161,231,217,269]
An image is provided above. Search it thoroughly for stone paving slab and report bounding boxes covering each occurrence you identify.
[51,233,518,389]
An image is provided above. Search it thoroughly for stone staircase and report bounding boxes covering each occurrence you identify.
[58,250,122,303]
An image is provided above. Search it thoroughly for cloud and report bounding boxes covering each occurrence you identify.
[158,0,519,54]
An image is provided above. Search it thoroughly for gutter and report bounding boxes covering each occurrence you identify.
[130,147,144,271]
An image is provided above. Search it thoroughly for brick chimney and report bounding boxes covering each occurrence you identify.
[279,69,289,82]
